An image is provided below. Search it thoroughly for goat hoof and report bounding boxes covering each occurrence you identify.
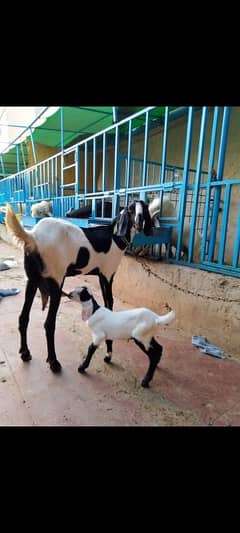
[141,379,150,388]
[104,355,112,364]
[49,360,62,373]
[20,350,32,362]
[78,364,86,373]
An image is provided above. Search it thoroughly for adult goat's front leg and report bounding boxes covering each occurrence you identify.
[44,280,62,373]
[99,274,114,363]
[19,280,37,362]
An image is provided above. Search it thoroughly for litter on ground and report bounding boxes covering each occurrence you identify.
[192,335,225,359]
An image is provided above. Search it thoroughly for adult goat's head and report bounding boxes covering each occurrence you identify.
[115,207,133,241]
[128,200,152,235]
[114,200,152,244]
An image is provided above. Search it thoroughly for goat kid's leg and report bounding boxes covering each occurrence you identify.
[78,343,98,373]
[99,274,114,362]
[133,337,163,388]
[19,280,37,362]
[104,340,113,364]
[44,281,62,373]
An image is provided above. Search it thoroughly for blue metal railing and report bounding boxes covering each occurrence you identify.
[0,106,239,277]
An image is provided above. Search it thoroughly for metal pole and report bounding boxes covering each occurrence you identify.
[201,107,220,261]
[188,106,208,261]
[176,107,194,260]
[142,110,149,187]
[208,107,231,262]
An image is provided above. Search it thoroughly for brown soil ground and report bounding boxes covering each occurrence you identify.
[1,238,240,427]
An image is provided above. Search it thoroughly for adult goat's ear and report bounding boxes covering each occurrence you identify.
[142,202,152,235]
[116,208,129,237]
[112,215,120,234]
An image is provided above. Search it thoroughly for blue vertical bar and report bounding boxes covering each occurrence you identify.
[201,107,220,261]
[42,162,45,198]
[93,137,96,192]
[29,127,37,164]
[176,107,194,260]
[60,106,64,152]
[112,107,118,123]
[75,146,79,208]
[216,107,231,180]
[126,119,132,189]
[188,106,208,262]
[208,107,220,173]
[16,145,20,172]
[25,171,30,209]
[160,106,169,185]
[84,142,88,194]
[60,107,64,200]
[218,183,231,265]
[0,155,6,177]
[142,111,149,186]
[55,157,58,196]
[47,160,49,197]
[50,159,53,196]
[102,132,107,192]
[132,160,135,188]
[114,125,119,192]
[39,164,42,199]
[208,107,231,262]
[232,204,240,268]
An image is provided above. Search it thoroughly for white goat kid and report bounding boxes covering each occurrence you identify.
[68,286,175,388]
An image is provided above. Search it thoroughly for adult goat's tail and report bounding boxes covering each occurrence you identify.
[156,310,175,325]
[5,204,36,253]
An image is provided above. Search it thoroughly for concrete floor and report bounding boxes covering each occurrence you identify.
[1,239,240,426]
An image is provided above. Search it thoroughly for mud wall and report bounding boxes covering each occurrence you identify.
[113,255,240,358]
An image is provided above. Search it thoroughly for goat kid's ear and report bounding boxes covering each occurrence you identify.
[66,289,81,302]
[61,290,71,298]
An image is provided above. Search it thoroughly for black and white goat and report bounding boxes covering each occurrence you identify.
[66,286,175,388]
[133,197,202,262]
[5,202,147,373]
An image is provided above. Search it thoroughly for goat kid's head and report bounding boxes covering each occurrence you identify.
[67,286,95,321]
[68,286,92,303]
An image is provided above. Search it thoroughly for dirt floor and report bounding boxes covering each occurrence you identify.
[1,238,240,427]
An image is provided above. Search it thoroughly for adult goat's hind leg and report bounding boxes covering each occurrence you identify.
[44,279,62,373]
[19,279,37,362]
[99,273,114,363]
[133,336,163,388]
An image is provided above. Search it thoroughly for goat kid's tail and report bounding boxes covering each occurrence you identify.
[156,310,175,325]
[5,204,36,253]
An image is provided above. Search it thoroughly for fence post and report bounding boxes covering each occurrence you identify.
[176,106,194,260]
[208,107,231,262]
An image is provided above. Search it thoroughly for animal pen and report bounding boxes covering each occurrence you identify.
[0,105,239,278]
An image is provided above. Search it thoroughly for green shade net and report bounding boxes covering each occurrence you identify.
[1,106,181,176]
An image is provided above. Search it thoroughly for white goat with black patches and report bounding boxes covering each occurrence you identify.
[67,286,175,388]
[5,202,147,374]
